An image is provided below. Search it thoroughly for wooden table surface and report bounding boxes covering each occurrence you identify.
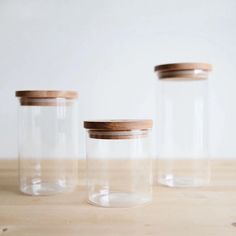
[0,160,236,236]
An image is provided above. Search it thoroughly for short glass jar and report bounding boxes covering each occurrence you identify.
[84,120,153,207]
[16,90,79,195]
[154,63,212,187]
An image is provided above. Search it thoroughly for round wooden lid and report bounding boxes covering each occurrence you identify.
[154,63,212,72]
[84,119,153,131]
[15,90,78,99]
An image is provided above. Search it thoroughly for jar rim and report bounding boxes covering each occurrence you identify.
[88,129,150,140]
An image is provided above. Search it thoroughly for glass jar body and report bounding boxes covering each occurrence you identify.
[86,130,152,207]
[157,77,210,187]
[18,98,78,195]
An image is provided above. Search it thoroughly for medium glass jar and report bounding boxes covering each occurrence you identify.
[84,120,153,207]
[16,90,79,195]
[154,63,212,187]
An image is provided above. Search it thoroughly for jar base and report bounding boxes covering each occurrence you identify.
[89,192,151,208]
[158,175,210,187]
[20,181,74,196]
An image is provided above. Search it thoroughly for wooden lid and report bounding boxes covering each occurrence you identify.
[15,90,78,99]
[154,63,212,72]
[84,119,153,131]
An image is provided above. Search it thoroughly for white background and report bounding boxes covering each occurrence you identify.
[0,0,236,159]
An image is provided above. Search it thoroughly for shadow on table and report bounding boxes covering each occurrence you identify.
[0,185,21,195]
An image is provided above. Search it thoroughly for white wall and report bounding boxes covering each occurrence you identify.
[0,0,236,159]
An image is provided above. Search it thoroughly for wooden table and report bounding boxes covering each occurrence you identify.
[0,160,236,236]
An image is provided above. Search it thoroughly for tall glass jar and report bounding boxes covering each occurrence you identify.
[84,120,153,207]
[16,90,79,195]
[154,63,212,187]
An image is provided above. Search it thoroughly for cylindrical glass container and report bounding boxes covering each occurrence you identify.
[84,120,153,207]
[16,90,79,195]
[154,63,212,187]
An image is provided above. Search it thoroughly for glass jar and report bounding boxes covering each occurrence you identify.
[84,120,153,207]
[154,63,212,187]
[15,90,79,195]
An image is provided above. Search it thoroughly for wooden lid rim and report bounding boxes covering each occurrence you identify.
[84,119,153,131]
[89,134,149,140]
[15,90,78,99]
[154,63,212,72]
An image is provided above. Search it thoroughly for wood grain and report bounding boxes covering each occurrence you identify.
[154,62,212,72]
[15,90,78,99]
[0,160,236,236]
[84,120,153,130]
